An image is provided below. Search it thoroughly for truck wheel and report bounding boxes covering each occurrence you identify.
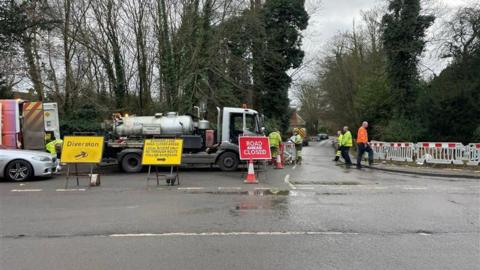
[121,153,143,173]
[217,152,239,171]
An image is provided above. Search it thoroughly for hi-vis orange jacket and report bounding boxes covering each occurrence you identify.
[356,126,368,144]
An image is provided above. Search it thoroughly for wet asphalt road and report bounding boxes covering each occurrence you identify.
[1,140,479,270]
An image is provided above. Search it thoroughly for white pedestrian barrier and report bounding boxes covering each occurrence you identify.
[416,142,465,165]
[465,143,480,166]
[370,141,386,160]
[385,142,415,162]
[283,142,296,165]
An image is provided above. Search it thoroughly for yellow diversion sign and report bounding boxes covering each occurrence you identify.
[61,136,104,163]
[142,139,183,165]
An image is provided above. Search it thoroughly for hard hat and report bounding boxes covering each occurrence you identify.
[293,128,299,132]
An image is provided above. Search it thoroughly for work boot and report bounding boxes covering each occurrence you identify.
[333,156,339,161]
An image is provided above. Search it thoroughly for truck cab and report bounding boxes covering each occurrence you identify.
[211,107,263,171]
[221,107,262,144]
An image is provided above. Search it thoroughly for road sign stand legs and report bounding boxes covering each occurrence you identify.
[146,165,180,187]
[64,164,80,189]
[146,165,160,186]
[75,164,79,186]
[65,165,70,189]
[169,165,180,186]
[64,163,99,189]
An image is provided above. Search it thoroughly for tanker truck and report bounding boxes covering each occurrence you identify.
[104,107,264,172]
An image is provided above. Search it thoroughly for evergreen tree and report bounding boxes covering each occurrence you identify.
[260,0,308,132]
[382,0,434,117]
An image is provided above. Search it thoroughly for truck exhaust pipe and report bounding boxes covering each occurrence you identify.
[217,107,221,143]
[193,106,200,119]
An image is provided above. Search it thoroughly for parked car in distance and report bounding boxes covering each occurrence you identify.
[317,133,329,141]
[0,146,58,181]
[302,136,309,146]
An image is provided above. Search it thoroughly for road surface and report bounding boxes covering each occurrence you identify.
[1,140,479,269]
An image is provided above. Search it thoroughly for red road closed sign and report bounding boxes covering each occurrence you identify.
[238,136,271,160]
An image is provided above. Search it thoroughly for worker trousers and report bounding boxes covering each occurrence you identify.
[357,143,373,168]
[340,146,352,165]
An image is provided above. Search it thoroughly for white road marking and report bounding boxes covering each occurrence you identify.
[284,174,296,190]
[403,187,427,190]
[109,231,359,237]
[11,189,42,192]
[373,187,389,190]
[56,188,86,192]
[292,165,297,170]
[19,183,25,186]
[177,187,204,190]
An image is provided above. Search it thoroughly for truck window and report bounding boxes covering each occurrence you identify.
[229,113,258,142]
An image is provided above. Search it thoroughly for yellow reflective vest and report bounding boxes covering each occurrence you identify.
[268,131,282,147]
[337,134,343,147]
[46,139,63,156]
[292,134,302,145]
[341,131,353,147]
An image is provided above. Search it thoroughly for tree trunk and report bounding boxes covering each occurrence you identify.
[22,34,44,100]
[63,0,75,112]
[157,0,177,110]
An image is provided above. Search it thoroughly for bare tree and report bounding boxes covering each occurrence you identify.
[440,3,480,61]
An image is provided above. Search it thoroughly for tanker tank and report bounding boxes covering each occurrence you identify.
[114,112,194,136]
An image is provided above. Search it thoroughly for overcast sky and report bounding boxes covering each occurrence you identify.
[296,0,469,82]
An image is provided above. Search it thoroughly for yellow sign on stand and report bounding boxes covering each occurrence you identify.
[61,136,104,164]
[142,139,183,165]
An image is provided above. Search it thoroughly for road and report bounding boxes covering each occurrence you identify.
[1,140,479,270]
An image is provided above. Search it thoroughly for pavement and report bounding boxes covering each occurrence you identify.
[364,162,480,179]
[1,140,479,270]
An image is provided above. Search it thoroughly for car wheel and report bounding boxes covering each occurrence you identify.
[121,153,143,173]
[5,160,33,181]
[217,152,239,171]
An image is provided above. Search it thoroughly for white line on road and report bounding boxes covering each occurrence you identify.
[177,187,205,190]
[56,188,86,192]
[11,189,42,192]
[284,174,296,190]
[109,231,359,238]
[292,165,297,170]
[403,187,427,190]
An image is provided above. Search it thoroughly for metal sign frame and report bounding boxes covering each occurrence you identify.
[142,138,184,187]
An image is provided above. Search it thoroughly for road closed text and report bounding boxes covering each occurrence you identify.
[238,136,271,160]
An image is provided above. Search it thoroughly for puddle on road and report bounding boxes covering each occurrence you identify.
[315,192,348,195]
[230,197,289,216]
[292,181,361,185]
[185,189,291,196]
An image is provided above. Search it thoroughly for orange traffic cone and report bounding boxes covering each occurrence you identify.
[244,159,258,184]
[275,153,284,169]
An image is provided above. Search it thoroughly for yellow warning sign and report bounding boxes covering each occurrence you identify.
[61,136,104,164]
[142,139,183,165]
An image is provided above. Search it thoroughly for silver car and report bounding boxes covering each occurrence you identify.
[0,146,58,181]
